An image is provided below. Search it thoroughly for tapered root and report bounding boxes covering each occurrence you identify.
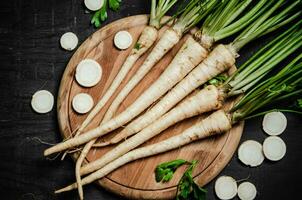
[112,44,236,145]
[80,85,224,175]
[55,183,77,193]
[44,36,207,157]
[56,110,232,192]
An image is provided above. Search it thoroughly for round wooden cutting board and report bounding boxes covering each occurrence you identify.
[57,15,244,199]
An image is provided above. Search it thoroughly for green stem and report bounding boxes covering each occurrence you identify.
[149,0,179,29]
[231,33,302,92]
[260,11,301,36]
[234,56,302,111]
[227,28,298,89]
[244,109,302,120]
[232,0,288,51]
[274,89,302,102]
[214,0,268,41]
[206,0,238,36]
[223,0,253,27]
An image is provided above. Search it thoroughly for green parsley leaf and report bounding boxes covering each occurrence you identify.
[109,0,121,11]
[91,10,102,28]
[100,2,108,21]
[155,159,187,183]
[208,74,228,86]
[134,42,142,50]
[177,160,207,200]
[297,99,302,109]
[155,159,207,200]
[192,182,207,200]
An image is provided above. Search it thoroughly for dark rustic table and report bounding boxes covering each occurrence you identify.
[0,0,301,199]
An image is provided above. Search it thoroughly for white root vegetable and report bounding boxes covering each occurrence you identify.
[262,111,287,136]
[263,136,286,161]
[237,182,257,200]
[101,28,186,122]
[55,110,232,193]
[215,176,238,200]
[60,32,78,51]
[31,90,54,114]
[100,44,235,146]
[114,31,133,50]
[72,93,94,114]
[72,26,158,199]
[44,35,207,156]
[81,85,222,174]
[238,140,264,167]
[68,26,157,138]
[84,0,104,11]
[75,59,102,88]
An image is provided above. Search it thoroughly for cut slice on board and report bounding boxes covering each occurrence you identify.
[72,93,94,114]
[114,31,133,50]
[263,136,286,161]
[238,140,264,167]
[75,59,102,87]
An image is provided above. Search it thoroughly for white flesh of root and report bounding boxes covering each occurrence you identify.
[55,110,232,193]
[75,59,102,88]
[215,176,238,200]
[73,26,158,199]
[102,28,185,122]
[262,111,287,136]
[238,140,264,167]
[237,181,257,200]
[74,26,157,134]
[60,32,78,51]
[31,90,54,114]
[263,136,286,161]
[105,44,235,145]
[84,0,104,11]
[72,93,94,114]
[44,35,205,156]
[80,85,222,175]
[114,31,133,50]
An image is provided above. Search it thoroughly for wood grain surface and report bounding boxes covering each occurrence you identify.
[0,1,301,200]
[57,15,244,199]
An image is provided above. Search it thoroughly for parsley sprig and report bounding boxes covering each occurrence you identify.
[155,159,207,200]
[91,0,122,28]
[155,159,188,182]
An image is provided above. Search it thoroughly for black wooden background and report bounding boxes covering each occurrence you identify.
[0,0,301,199]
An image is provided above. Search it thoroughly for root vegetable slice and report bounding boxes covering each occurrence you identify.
[238,140,264,167]
[84,0,104,11]
[262,111,287,135]
[60,32,78,51]
[238,182,257,200]
[215,176,238,200]
[263,136,286,161]
[31,90,54,114]
[75,59,102,87]
[72,93,94,114]
[114,31,133,50]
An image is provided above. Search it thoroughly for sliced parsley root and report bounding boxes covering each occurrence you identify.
[73,0,178,199]
[215,176,237,200]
